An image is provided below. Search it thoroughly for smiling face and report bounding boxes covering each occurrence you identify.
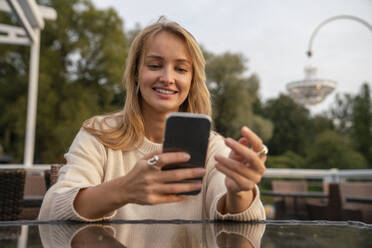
[138,31,193,117]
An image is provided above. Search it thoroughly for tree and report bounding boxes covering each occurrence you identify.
[329,82,372,166]
[258,94,313,156]
[267,151,305,169]
[257,94,335,157]
[305,130,367,169]
[351,83,372,165]
[204,50,273,140]
[329,92,353,135]
[0,13,30,161]
[0,0,129,162]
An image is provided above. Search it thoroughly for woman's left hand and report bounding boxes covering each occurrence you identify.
[215,126,267,195]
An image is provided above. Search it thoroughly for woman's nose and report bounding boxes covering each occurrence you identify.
[159,67,175,84]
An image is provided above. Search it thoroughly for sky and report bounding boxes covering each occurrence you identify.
[92,0,372,114]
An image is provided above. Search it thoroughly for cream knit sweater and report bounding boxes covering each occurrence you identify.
[38,129,265,221]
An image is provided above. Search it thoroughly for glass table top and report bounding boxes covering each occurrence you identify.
[0,220,371,247]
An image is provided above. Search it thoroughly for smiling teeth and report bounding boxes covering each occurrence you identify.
[155,88,176,95]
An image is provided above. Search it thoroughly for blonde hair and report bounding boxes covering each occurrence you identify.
[83,17,212,150]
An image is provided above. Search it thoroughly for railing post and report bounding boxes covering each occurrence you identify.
[23,28,40,168]
[323,168,340,184]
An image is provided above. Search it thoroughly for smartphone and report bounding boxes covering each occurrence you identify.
[162,112,211,195]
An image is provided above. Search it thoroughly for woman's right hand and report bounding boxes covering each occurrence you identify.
[74,151,205,220]
[118,151,206,205]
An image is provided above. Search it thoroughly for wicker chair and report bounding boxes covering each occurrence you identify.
[44,164,65,190]
[0,169,26,221]
[20,171,48,220]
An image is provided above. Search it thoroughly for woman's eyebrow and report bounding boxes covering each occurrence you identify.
[145,55,191,65]
[145,55,163,60]
[176,59,192,66]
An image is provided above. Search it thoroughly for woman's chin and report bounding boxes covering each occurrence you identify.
[147,104,179,115]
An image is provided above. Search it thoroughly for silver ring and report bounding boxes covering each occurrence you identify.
[147,155,160,170]
[257,145,268,157]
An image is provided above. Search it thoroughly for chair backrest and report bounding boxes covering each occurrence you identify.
[272,180,308,193]
[0,169,26,221]
[339,182,372,223]
[271,180,309,217]
[24,172,47,196]
[339,182,372,200]
[306,183,343,221]
[44,164,65,190]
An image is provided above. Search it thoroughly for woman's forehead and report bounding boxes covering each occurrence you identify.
[142,31,192,61]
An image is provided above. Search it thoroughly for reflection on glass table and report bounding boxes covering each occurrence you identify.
[1,220,372,247]
[39,222,263,248]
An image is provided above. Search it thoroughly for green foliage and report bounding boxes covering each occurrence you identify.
[351,83,372,165]
[329,82,372,166]
[258,94,314,156]
[261,83,370,169]
[267,151,305,169]
[204,50,273,140]
[0,0,128,163]
[330,93,353,135]
[305,130,368,169]
[0,13,29,162]
[311,115,335,135]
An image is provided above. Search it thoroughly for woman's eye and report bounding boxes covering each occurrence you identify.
[148,64,161,69]
[176,67,187,73]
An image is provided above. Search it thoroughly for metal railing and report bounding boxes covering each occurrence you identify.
[2,164,372,183]
[264,168,372,183]
[0,164,50,175]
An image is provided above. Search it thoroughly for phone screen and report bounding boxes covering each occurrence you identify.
[162,112,211,195]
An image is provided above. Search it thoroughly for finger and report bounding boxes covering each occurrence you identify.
[152,182,202,195]
[143,150,163,160]
[229,137,248,161]
[215,155,263,183]
[262,156,267,163]
[234,135,267,162]
[157,167,206,183]
[224,138,265,173]
[145,152,191,169]
[238,137,249,146]
[215,163,255,191]
[240,126,264,153]
[146,194,188,205]
[229,139,243,160]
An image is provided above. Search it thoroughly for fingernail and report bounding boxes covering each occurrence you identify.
[183,153,191,160]
[243,126,249,132]
[194,183,202,189]
[196,168,206,176]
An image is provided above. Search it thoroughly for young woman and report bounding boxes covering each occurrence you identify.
[39,18,267,221]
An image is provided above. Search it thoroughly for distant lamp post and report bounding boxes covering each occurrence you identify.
[287,65,337,106]
[287,15,372,106]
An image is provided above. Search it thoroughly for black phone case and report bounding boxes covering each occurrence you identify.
[162,114,211,195]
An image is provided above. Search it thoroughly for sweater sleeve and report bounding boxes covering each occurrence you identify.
[210,223,266,248]
[204,133,266,221]
[38,129,116,221]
